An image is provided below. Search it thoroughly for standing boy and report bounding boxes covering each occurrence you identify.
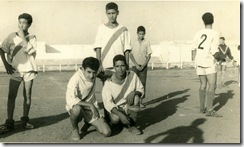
[66,57,111,141]
[130,26,152,108]
[193,12,222,117]
[94,2,131,82]
[0,13,38,132]
[216,37,236,88]
[102,55,144,135]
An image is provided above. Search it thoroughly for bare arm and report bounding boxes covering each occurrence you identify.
[111,107,130,125]
[77,101,99,118]
[125,50,130,69]
[95,47,103,72]
[130,53,139,66]
[0,48,15,74]
[142,54,151,68]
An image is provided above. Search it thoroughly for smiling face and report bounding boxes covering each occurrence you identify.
[114,60,126,77]
[18,18,31,31]
[106,9,119,23]
[82,67,97,82]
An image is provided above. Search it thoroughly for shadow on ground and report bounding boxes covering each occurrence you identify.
[224,80,238,86]
[144,89,190,106]
[0,112,69,139]
[213,90,235,111]
[138,94,189,130]
[144,118,206,143]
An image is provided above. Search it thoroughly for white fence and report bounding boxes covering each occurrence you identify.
[0,41,239,72]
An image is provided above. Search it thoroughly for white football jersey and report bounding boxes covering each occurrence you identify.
[193,29,219,67]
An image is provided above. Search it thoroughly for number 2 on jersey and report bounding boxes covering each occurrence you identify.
[198,34,207,50]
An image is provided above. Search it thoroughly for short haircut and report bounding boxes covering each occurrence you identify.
[18,13,33,25]
[202,12,214,25]
[82,57,100,71]
[137,26,146,33]
[220,37,225,40]
[113,54,126,66]
[106,2,118,11]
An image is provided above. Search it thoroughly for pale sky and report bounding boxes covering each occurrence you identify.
[0,0,240,45]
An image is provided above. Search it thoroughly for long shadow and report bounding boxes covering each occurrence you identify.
[138,95,189,130]
[144,89,190,106]
[213,90,235,111]
[0,112,69,139]
[224,80,238,86]
[144,118,206,143]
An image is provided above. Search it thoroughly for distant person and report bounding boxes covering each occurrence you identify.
[102,55,144,135]
[236,45,240,87]
[130,26,152,108]
[94,2,131,83]
[0,13,38,133]
[193,12,223,117]
[216,37,236,88]
[65,57,111,141]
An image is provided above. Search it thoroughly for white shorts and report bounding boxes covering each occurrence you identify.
[196,65,216,75]
[11,71,37,82]
[216,61,227,66]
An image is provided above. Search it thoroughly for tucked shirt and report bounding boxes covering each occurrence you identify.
[94,24,131,69]
[102,71,144,113]
[193,29,219,67]
[131,39,152,65]
[0,32,37,72]
[65,69,98,112]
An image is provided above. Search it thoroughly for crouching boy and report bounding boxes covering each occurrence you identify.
[102,55,144,135]
[65,57,111,141]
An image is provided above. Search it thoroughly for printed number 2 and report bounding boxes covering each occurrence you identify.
[198,34,207,49]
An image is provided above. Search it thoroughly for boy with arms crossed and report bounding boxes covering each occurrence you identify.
[94,2,131,82]
[130,26,152,108]
[193,12,223,117]
[0,13,37,132]
[66,57,111,141]
[102,55,144,135]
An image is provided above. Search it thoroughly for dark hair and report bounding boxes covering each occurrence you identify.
[202,12,214,25]
[220,37,225,40]
[18,13,33,25]
[82,57,100,71]
[106,2,118,11]
[113,54,126,66]
[137,26,146,33]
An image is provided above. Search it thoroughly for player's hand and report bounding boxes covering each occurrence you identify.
[136,65,142,71]
[126,91,135,105]
[118,112,130,125]
[4,63,15,74]
[98,64,104,73]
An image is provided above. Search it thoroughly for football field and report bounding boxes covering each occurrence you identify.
[0,68,240,143]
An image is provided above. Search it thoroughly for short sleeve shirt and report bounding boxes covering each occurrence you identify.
[193,29,219,67]
[94,24,131,69]
[131,39,152,65]
[0,32,37,72]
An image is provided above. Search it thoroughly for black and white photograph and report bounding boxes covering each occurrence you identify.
[0,0,241,144]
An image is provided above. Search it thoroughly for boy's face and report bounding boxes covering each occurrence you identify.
[82,67,97,82]
[114,60,126,76]
[137,31,145,40]
[18,18,30,31]
[106,9,119,23]
[219,39,225,45]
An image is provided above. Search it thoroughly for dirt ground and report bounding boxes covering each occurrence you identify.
[0,68,241,143]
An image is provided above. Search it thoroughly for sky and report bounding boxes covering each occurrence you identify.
[0,0,240,45]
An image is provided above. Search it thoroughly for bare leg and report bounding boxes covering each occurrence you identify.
[23,80,33,117]
[198,75,207,113]
[91,117,111,137]
[7,79,21,120]
[69,105,83,141]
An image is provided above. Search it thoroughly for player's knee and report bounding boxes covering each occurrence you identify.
[102,127,111,137]
[110,115,120,124]
[71,105,82,116]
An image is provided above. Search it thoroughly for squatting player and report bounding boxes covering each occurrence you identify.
[193,12,223,117]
